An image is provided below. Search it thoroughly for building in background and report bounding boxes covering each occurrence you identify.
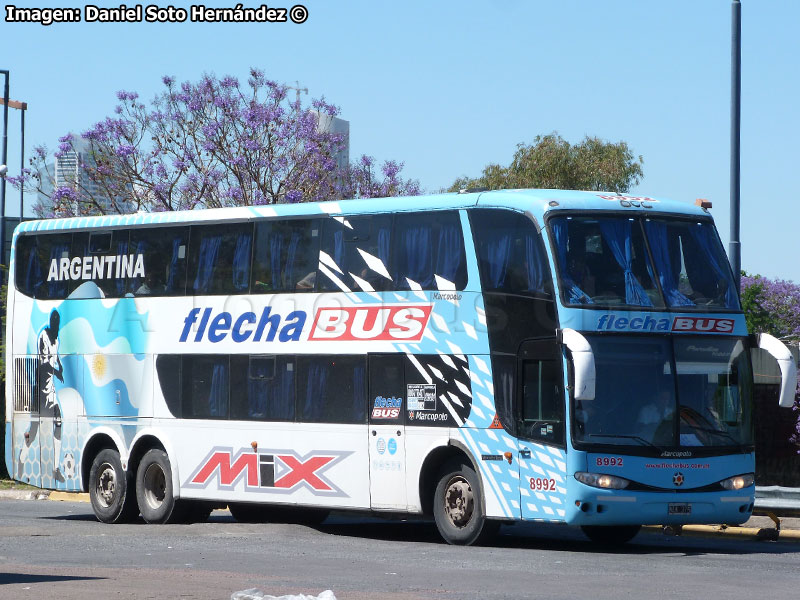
[315,113,350,173]
[38,134,132,216]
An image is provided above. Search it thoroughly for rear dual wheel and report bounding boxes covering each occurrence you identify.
[136,448,210,524]
[89,449,139,524]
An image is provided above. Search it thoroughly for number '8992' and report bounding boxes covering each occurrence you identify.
[529,478,557,491]
[596,457,623,467]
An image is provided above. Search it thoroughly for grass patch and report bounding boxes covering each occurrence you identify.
[0,479,37,490]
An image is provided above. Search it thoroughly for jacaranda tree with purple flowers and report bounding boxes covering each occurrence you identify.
[741,272,800,450]
[11,69,420,217]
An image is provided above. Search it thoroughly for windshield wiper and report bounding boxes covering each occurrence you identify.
[588,434,658,449]
[682,424,740,445]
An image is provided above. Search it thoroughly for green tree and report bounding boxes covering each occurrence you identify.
[448,132,644,193]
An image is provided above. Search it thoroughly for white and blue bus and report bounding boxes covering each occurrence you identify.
[5,189,796,545]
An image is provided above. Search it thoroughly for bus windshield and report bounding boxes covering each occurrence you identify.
[549,215,740,310]
[573,335,754,450]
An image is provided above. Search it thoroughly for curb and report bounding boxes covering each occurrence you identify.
[643,524,800,542]
[0,489,50,501]
[48,491,91,503]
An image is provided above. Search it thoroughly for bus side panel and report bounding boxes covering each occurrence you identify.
[174,421,371,509]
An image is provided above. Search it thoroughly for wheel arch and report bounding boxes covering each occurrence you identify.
[417,440,484,517]
[129,428,180,500]
[80,428,125,493]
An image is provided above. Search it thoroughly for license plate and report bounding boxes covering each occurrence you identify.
[668,503,691,515]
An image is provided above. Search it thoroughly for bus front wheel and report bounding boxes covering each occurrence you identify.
[433,460,498,545]
[581,525,641,545]
[88,449,139,524]
[136,449,180,524]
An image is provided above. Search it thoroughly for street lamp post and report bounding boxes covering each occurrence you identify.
[730,1,742,290]
[1,69,9,272]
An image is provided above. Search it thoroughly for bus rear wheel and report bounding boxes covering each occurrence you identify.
[581,525,641,545]
[136,449,181,524]
[89,449,139,524]
[433,460,498,545]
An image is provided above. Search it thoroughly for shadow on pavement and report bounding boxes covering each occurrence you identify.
[0,572,106,585]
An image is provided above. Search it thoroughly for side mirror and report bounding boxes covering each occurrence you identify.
[757,333,798,408]
[560,328,596,401]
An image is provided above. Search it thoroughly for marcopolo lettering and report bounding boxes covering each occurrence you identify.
[47,253,144,282]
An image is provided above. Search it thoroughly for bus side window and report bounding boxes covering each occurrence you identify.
[470,209,552,296]
[188,223,253,296]
[129,227,189,297]
[519,359,564,445]
[296,356,366,424]
[393,211,467,291]
[182,355,230,419]
[15,233,72,300]
[230,355,295,421]
[318,215,393,293]
[251,219,321,293]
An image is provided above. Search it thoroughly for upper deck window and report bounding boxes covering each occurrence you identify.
[549,215,740,311]
[550,216,662,308]
[470,209,552,296]
[643,219,739,310]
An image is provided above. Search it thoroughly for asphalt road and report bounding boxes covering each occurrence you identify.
[2,499,800,600]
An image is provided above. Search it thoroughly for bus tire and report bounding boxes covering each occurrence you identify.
[433,460,498,545]
[136,448,180,524]
[581,525,641,545]
[89,449,139,524]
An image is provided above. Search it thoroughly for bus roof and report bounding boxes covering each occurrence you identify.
[14,189,710,236]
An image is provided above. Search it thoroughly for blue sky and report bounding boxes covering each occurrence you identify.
[2,0,798,282]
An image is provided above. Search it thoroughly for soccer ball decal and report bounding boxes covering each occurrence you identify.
[62,453,76,479]
[672,472,684,487]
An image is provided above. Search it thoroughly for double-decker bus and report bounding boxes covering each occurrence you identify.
[5,189,796,545]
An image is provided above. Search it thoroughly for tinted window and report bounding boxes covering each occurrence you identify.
[318,215,393,292]
[368,355,405,424]
[550,216,662,308]
[520,359,564,444]
[297,355,366,423]
[182,355,229,419]
[15,233,73,300]
[643,219,740,310]
[393,212,467,290]
[129,226,189,296]
[70,230,132,298]
[188,223,253,295]
[230,355,295,421]
[471,209,553,296]
[156,354,182,417]
[252,219,321,293]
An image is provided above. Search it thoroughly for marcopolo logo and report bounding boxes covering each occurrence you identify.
[597,314,735,334]
[179,303,433,344]
[184,447,352,497]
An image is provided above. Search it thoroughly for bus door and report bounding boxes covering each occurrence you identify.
[516,339,566,521]
[367,354,407,509]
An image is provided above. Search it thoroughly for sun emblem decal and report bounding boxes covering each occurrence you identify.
[673,472,685,486]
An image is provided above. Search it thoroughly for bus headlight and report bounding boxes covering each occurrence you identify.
[575,472,630,490]
[720,473,754,491]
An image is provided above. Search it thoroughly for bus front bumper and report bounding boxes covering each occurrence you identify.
[563,488,755,527]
